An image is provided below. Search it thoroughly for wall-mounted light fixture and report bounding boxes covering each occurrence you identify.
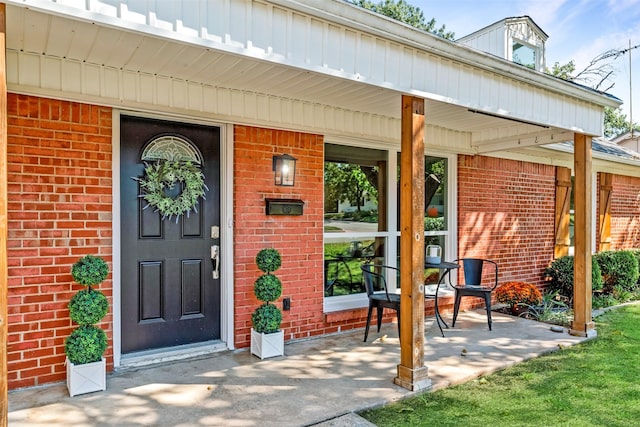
[272,154,297,186]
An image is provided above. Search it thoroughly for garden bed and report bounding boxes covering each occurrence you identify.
[492,302,572,327]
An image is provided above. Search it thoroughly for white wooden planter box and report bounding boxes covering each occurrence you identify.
[251,329,284,359]
[66,358,106,397]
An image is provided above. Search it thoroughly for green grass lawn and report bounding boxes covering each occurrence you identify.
[359,304,640,426]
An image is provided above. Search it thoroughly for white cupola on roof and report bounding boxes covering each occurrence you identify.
[457,16,548,72]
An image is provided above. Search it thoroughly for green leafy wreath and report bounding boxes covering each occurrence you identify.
[135,160,208,222]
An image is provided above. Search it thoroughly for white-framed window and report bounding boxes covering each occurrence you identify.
[323,141,457,312]
[323,143,390,311]
[398,154,457,289]
[512,39,538,70]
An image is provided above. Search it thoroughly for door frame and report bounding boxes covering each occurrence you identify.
[111,110,235,367]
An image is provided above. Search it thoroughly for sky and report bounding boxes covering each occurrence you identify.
[412,0,640,124]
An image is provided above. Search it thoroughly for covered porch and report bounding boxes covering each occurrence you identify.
[0,0,624,415]
[8,311,588,426]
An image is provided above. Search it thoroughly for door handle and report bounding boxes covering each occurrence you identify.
[211,245,220,279]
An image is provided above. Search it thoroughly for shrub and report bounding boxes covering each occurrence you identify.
[256,248,282,273]
[254,274,282,303]
[612,285,633,303]
[252,248,283,334]
[593,293,617,309]
[64,325,108,365]
[71,255,109,286]
[424,217,444,231]
[629,249,640,283]
[594,250,639,292]
[544,255,603,298]
[351,210,378,223]
[495,281,542,307]
[69,289,109,325]
[251,303,283,334]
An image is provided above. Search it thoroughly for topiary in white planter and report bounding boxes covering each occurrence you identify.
[251,248,284,359]
[65,255,109,396]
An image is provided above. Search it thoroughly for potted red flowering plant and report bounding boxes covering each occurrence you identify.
[495,281,542,316]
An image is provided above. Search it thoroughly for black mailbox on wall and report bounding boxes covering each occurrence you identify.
[265,198,304,216]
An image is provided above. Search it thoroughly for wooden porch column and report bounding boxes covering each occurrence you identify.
[571,133,596,337]
[395,95,430,391]
[1,3,9,425]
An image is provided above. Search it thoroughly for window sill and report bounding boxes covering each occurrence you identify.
[323,294,368,313]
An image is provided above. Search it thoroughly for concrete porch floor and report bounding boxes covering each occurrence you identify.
[9,310,588,427]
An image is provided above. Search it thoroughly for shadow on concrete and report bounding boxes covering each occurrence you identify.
[9,311,587,427]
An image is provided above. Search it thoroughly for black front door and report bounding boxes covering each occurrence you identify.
[120,115,221,354]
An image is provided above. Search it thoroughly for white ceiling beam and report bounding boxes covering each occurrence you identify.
[472,129,574,153]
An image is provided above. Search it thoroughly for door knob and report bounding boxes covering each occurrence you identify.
[211,245,220,279]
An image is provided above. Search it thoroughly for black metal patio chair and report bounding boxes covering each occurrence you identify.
[361,264,400,342]
[450,258,499,331]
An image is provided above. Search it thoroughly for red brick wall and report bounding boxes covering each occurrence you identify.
[232,125,451,348]
[233,126,327,347]
[457,155,556,286]
[610,174,640,249]
[6,94,113,389]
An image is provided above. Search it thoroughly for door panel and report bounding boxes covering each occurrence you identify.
[139,261,162,321]
[182,259,204,316]
[120,115,221,354]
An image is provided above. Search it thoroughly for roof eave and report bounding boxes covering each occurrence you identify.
[271,1,621,110]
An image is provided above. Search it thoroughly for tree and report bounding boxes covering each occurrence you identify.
[324,162,378,213]
[604,107,637,139]
[428,159,445,183]
[548,54,638,139]
[549,60,576,81]
[547,57,616,92]
[349,0,454,40]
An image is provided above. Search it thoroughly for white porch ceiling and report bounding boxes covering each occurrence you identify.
[4,1,619,151]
